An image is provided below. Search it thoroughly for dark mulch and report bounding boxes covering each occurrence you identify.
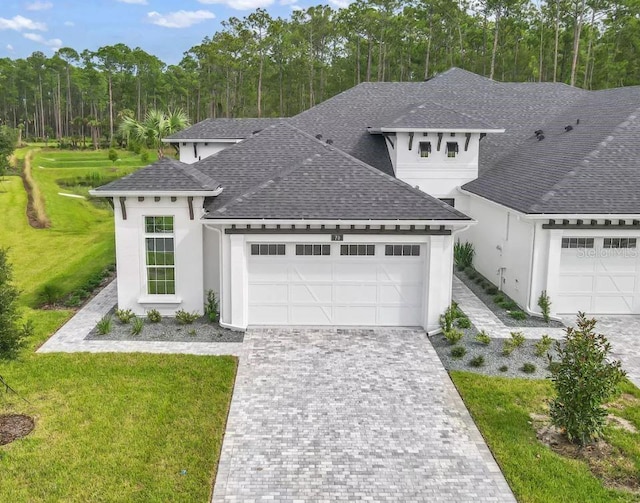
[455,269,564,328]
[86,308,244,343]
[0,414,35,445]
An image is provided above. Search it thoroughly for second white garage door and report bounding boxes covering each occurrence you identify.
[248,242,425,326]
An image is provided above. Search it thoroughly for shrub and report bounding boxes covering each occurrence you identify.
[521,362,536,374]
[96,315,113,335]
[450,345,466,358]
[534,334,554,357]
[140,150,150,163]
[204,290,219,323]
[499,365,508,372]
[147,309,162,323]
[456,316,471,329]
[509,310,527,320]
[108,148,119,164]
[439,304,457,332]
[475,330,491,345]
[38,282,64,306]
[485,284,498,295]
[502,340,515,356]
[469,355,485,367]
[175,309,199,325]
[115,308,135,324]
[510,331,526,347]
[549,314,626,445]
[538,290,552,323]
[466,268,478,280]
[444,328,464,345]
[493,293,505,304]
[503,300,519,311]
[0,249,31,359]
[454,241,475,270]
[131,317,144,336]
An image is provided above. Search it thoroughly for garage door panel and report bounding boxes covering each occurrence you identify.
[593,296,634,314]
[378,306,421,325]
[290,263,333,281]
[290,305,332,324]
[333,306,378,325]
[379,284,422,304]
[595,275,635,293]
[559,275,594,293]
[248,262,289,280]
[334,284,377,303]
[333,262,377,281]
[249,305,289,324]
[290,284,332,303]
[250,284,289,302]
[377,262,423,282]
[555,295,592,313]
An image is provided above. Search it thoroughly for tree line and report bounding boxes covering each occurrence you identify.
[0,0,638,146]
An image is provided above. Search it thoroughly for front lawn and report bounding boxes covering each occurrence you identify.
[451,372,640,503]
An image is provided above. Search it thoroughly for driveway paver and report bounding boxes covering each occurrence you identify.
[213,327,515,502]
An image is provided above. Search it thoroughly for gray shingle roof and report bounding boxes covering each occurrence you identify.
[93,157,220,193]
[381,101,498,130]
[198,123,469,221]
[463,86,640,214]
[164,118,285,140]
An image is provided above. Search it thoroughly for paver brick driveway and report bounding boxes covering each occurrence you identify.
[213,328,515,502]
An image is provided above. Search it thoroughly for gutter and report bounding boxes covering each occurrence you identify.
[89,188,223,198]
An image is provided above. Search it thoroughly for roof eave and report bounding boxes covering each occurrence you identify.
[200,217,474,226]
[161,137,243,143]
[380,127,505,134]
[89,187,223,198]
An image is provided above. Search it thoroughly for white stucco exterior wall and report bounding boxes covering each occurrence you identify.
[113,195,206,316]
[177,140,240,164]
[390,132,481,198]
[460,194,534,309]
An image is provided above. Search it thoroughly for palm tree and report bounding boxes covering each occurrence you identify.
[119,109,190,159]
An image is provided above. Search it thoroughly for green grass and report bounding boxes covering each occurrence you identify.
[451,372,640,502]
[0,146,237,501]
[0,147,154,306]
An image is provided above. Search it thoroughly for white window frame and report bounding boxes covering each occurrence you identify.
[144,216,176,295]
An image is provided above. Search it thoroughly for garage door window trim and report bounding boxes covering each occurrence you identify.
[340,244,376,256]
[604,238,637,249]
[251,243,286,255]
[561,237,594,249]
[295,244,331,256]
[385,244,421,256]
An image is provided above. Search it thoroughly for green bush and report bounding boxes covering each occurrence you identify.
[456,316,471,329]
[549,313,626,445]
[509,310,527,320]
[538,290,552,323]
[469,355,485,367]
[475,330,491,345]
[96,315,113,335]
[115,308,135,324]
[466,268,478,280]
[450,345,466,358]
[140,150,150,163]
[147,309,162,323]
[439,304,457,332]
[485,284,498,295]
[454,241,475,270]
[38,282,64,306]
[510,331,526,347]
[503,300,519,311]
[131,317,144,336]
[444,328,464,345]
[0,249,31,359]
[108,148,119,164]
[499,365,508,372]
[521,362,536,374]
[534,334,554,357]
[175,309,199,325]
[204,290,219,323]
[493,293,505,304]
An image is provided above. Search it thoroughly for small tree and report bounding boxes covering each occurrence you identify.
[549,313,626,445]
[108,148,119,165]
[538,290,551,323]
[0,248,32,359]
[0,126,18,179]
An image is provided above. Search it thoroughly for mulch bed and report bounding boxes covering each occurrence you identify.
[0,414,35,445]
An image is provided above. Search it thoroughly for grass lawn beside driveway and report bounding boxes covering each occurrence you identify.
[1,146,237,502]
[452,372,640,503]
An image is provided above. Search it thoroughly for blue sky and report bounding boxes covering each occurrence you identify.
[0,0,329,65]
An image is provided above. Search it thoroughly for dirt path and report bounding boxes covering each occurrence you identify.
[20,149,50,229]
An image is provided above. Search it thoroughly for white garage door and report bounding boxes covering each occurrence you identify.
[557,237,640,314]
[248,242,425,326]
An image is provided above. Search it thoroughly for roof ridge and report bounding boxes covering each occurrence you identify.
[181,163,220,190]
[391,99,497,129]
[529,103,640,212]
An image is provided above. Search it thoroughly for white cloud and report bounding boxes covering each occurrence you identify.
[0,15,47,31]
[117,0,148,4]
[147,10,215,28]
[23,32,62,49]
[26,1,53,10]
[279,0,297,5]
[7,44,14,51]
[329,0,350,7]
[64,21,75,26]
[198,0,274,10]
